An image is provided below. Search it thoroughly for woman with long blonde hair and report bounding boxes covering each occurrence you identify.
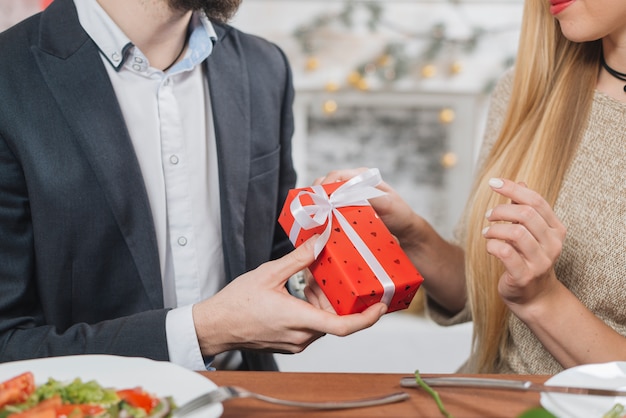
[320,0,626,374]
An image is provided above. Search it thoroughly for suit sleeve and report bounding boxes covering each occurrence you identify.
[0,133,171,363]
[0,2,172,365]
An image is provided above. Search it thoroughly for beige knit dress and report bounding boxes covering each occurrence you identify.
[428,69,626,374]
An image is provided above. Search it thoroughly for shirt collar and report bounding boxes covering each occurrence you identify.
[73,0,217,72]
[170,12,217,73]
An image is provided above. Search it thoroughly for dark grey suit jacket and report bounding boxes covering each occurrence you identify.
[0,0,296,371]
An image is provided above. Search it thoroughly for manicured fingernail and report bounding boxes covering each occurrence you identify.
[482,226,489,235]
[485,209,492,218]
[489,178,504,188]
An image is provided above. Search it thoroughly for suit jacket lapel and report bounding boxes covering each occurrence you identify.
[33,0,163,308]
[207,25,251,281]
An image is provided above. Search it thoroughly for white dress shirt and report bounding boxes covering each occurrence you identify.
[74,0,224,370]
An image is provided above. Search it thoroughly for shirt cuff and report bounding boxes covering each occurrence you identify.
[166,305,213,371]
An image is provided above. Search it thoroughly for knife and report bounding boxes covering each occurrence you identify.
[400,376,626,397]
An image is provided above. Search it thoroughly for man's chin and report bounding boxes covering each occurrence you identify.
[168,0,242,23]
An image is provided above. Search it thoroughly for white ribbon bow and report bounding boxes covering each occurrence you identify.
[288,168,396,306]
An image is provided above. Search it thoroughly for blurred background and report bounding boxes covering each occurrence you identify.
[0,0,523,373]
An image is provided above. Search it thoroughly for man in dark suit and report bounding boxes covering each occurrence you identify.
[0,0,386,371]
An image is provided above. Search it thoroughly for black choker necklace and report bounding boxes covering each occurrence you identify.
[600,55,626,93]
[163,36,188,72]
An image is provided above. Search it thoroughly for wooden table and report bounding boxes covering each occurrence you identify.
[202,371,548,417]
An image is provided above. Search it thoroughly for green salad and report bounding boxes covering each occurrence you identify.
[0,372,174,418]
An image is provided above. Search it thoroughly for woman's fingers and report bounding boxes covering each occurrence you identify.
[482,178,566,304]
[483,224,551,278]
[488,178,565,234]
[486,178,565,258]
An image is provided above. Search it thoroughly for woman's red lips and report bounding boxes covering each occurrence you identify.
[550,0,574,15]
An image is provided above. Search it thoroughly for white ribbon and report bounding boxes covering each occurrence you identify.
[288,168,396,306]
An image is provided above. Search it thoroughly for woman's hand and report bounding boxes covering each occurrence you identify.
[483,178,567,308]
[483,178,626,368]
[315,168,422,244]
[315,168,467,314]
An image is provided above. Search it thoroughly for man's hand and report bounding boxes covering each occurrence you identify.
[192,235,387,357]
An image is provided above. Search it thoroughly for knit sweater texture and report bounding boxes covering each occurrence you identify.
[428,69,626,374]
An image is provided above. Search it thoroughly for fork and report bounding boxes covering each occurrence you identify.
[171,386,409,416]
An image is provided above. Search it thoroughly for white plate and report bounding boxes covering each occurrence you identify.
[0,355,223,417]
[540,362,626,418]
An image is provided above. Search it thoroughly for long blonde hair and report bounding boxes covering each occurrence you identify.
[464,0,600,373]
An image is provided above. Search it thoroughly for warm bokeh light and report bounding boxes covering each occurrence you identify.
[438,108,456,124]
[421,64,437,79]
[322,100,338,115]
[305,56,320,72]
[441,152,458,168]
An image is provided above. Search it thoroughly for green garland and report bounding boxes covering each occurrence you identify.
[291,0,517,92]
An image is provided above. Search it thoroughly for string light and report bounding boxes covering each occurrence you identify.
[323,100,339,115]
[438,108,456,124]
[441,152,459,168]
[289,0,517,165]
[347,71,363,87]
[325,81,341,92]
[291,0,517,91]
[449,61,464,75]
[306,56,320,72]
[421,64,437,79]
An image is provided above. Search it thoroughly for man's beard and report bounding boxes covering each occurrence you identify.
[169,0,242,23]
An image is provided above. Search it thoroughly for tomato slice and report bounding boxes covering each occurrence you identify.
[0,372,36,408]
[116,388,158,414]
[7,395,62,418]
[55,404,105,418]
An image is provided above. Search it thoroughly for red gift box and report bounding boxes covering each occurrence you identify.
[278,169,424,315]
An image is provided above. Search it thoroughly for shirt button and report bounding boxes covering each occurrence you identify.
[178,237,188,246]
[132,64,142,71]
[134,57,144,64]
[170,155,179,165]
[111,52,121,62]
